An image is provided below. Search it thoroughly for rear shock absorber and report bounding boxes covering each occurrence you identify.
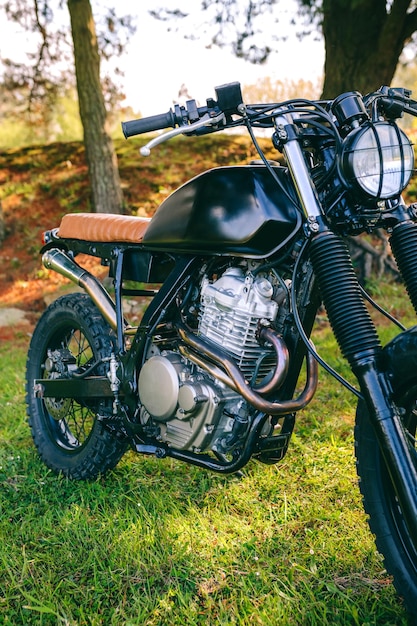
[309,229,381,370]
[389,220,417,314]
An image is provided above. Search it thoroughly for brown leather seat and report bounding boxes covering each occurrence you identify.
[57,213,151,243]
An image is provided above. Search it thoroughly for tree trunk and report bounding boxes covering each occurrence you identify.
[67,0,123,214]
[0,200,5,245]
[321,0,416,99]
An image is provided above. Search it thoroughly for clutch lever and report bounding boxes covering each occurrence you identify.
[140,112,226,156]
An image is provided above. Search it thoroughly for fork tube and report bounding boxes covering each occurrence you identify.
[274,113,322,220]
[309,228,417,538]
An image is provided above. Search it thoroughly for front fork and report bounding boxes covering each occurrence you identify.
[309,227,417,538]
[277,112,417,536]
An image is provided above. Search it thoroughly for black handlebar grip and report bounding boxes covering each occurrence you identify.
[122,110,176,138]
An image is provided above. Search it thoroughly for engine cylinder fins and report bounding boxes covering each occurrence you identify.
[389,220,417,315]
[309,230,381,368]
[198,267,280,381]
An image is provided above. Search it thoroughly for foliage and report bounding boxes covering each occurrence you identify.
[393,58,417,135]
[0,72,323,150]
[151,0,417,97]
[0,1,136,136]
[1,125,417,306]
[150,0,317,64]
[242,75,321,103]
[0,87,83,146]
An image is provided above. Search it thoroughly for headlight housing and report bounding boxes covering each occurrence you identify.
[339,121,414,200]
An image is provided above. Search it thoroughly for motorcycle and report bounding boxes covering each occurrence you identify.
[26,82,417,612]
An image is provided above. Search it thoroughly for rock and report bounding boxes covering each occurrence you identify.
[0,307,27,327]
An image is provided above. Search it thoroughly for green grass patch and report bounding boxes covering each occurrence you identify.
[0,294,413,625]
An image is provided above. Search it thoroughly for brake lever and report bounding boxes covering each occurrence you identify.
[140,112,226,156]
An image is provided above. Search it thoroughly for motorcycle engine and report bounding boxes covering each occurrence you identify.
[138,265,288,453]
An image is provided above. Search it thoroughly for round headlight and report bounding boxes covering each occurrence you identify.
[339,121,414,200]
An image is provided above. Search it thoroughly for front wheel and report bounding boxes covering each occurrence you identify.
[355,329,417,615]
[26,293,128,479]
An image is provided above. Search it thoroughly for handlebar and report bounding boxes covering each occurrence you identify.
[121,82,417,155]
[121,81,245,140]
[122,111,177,138]
[364,86,417,120]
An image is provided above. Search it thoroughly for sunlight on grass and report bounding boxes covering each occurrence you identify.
[0,311,411,625]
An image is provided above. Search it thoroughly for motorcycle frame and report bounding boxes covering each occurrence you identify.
[38,232,322,474]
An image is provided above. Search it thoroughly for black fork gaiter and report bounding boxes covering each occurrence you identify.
[309,230,381,370]
[389,220,417,315]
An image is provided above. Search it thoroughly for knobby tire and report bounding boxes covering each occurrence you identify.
[26,293,127,479]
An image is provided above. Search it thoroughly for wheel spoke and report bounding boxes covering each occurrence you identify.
[41,326,100,450]
[59,401,94,447]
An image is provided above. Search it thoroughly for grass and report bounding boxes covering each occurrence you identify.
[0,284,414,625]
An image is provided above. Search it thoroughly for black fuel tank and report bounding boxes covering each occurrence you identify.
[143,166,302,257]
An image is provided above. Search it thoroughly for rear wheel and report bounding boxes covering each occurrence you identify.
[26,293,127,479]
[355,329,417,615]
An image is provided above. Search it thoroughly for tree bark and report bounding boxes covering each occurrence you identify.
[321,0,417,98]
[0,200,5,245]
[67,0,123,214]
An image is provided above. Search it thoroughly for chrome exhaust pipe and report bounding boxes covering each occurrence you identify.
[42,248,117,331]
